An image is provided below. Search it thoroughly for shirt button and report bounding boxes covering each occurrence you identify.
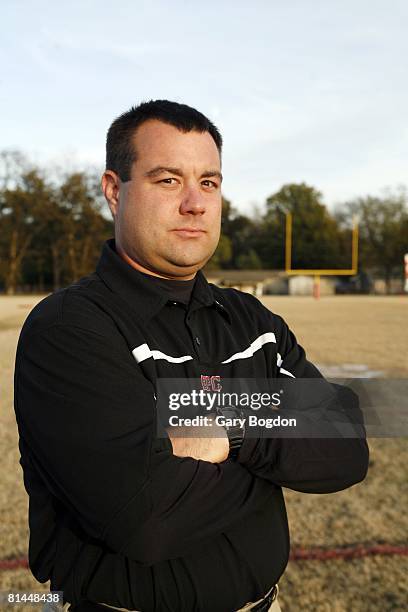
[195,336,201,346]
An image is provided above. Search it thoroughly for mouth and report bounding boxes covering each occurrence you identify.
[171,228,207,237]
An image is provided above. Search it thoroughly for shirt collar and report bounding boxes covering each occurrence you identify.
[95,239,231,323]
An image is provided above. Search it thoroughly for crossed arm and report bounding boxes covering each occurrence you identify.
[15,317,368,565]
[169,315,369,494]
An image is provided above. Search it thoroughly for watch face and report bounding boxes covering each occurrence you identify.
[219,407,238,419]
[216,408,245,434]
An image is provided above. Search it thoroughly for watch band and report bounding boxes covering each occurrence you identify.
[216,406,245,460]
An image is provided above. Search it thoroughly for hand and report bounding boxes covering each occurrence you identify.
[167,418,229,463]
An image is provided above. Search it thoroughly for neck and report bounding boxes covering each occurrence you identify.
[116,244,197,281]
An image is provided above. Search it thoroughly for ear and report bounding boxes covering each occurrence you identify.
[102,170,121,219]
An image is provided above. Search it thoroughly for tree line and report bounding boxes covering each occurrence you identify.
[1,150,407,294]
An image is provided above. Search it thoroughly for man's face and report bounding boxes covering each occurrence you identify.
[104,119,222,279]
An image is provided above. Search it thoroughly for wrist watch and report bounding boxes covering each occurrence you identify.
[216,406,246,460]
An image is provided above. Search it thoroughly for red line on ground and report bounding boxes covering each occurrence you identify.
[289,544,408,561]
[1,545,407,571]
[0,558,28,570]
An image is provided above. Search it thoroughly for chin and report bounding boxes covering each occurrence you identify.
[161,256,205,275]
[169,260,202,272]
[166,251,212,269]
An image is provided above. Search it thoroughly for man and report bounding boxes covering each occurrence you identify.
[14,100,369,612]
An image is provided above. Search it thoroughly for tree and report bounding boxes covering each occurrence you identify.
[217,197,259,269]
[0,151,113,293]
[0,153,56,294]
[236,249,262,269]
[340,189,408,292]
[264,183,346,269]
[206,234,232,270]
[55,171,112,285]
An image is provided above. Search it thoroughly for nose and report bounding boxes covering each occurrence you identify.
[179,185,206,215]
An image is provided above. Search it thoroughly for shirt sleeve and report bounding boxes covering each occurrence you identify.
[237,314,369,493]
[15,322,273,566]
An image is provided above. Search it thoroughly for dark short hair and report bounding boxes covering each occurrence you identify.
[106,99,223,181]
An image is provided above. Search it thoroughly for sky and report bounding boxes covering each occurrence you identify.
[1,0,407,216]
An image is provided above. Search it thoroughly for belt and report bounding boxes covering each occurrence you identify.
[66,584,279,612]
[65,603,131,611]
[236,584,279,612]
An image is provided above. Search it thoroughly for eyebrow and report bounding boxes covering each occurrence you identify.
[144,166,223,182]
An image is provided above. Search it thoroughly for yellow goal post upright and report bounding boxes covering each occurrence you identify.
[285,212,359,298]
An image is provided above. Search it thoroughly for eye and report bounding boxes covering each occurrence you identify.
[159,178,178,184]
[201,180,218,189]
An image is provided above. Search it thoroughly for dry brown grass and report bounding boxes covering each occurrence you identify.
[0,295,407,611]
[261,295,408,377]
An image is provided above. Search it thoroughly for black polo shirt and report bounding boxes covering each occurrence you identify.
[14,240,369,612]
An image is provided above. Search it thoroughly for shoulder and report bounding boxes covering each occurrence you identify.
[209,284,264,311]
[19,273,114,340]
[209,284,288,333]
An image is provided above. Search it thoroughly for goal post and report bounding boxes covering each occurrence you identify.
[285,212,359,298]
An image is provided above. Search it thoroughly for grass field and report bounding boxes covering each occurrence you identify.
[0,295,407,611]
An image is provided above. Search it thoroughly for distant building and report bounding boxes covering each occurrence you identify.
[205,269,404,296]
[205,270,291,296]
[288,275,336,296]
